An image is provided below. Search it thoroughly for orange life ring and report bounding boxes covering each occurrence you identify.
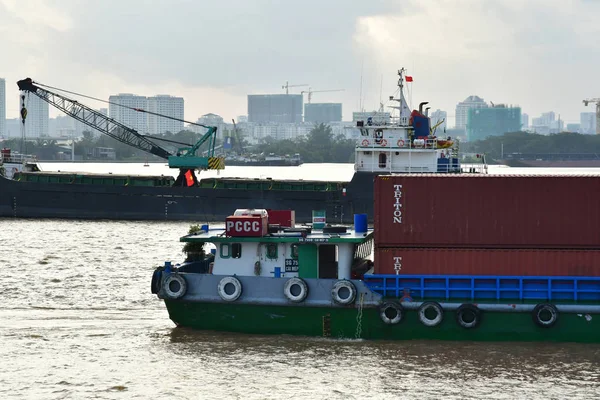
[380,139,388,147]
[361,139,369,146]
[397,139,405,147]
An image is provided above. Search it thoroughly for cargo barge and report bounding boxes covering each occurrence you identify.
[152,199,600,343]
[1,69,478,222]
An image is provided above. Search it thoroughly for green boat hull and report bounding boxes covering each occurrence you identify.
[164,300,600,343]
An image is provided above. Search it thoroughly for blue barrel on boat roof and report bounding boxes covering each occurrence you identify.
[201,224,209,232]
[354,213,368,233]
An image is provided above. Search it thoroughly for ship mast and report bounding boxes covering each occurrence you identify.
[389,68,411,123]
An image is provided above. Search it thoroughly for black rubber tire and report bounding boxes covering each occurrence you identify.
[532,303,559,328]
[379,301,403,325]
[418,301,444,327]
[151,269,162,294]
[455,304,482,329]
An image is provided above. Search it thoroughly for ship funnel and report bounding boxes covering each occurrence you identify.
[425,107,431,117]
[419,102,429,114]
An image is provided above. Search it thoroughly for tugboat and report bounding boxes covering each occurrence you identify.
[153,206,600,342]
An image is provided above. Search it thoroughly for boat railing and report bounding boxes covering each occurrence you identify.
[459,163,488,174]
[357,137,454,150]
[0,153,37,164]
[363,274,600,302]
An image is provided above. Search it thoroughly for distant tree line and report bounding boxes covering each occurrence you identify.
[1,123,357,163]
[252,123,356,163]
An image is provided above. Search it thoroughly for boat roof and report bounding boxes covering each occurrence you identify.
[181,228,374,244]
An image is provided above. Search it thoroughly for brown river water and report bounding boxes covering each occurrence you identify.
[1,219,600,399]
[2,164,600,399]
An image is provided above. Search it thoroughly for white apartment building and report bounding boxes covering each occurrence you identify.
[429,109,447,132]
[455,96,487,130]
[109,94,148,134]
[0,78,5,138]
[147,95,184,135]
[187,113,230,141]
[22,93,49,137]
[521,113,529,129]
[241,122,313,144]
[581,112,596,134]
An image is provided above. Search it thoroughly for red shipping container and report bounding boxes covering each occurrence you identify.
[267,209,296,228]
[225,215,268,237]
[374,175,600,248]
[374,247,600,276]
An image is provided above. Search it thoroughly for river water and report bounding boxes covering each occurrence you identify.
[2,163,600,399]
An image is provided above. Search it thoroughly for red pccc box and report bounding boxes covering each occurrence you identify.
[226,215,268,237]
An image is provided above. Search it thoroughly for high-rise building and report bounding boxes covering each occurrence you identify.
[248,94,302,123]
[580,112,596,134]
[521,113,529,129]
[22,93,49,137]
[304,103,342,123]
[108,94,148,134]
[0,78,5,138]
[455,96,488,130]
[147,95,184,135]
[429,109,447,132]
[190,113,229,140]
[567,123,581,133]
[466,105,521,142]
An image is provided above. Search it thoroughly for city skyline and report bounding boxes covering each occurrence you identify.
[1,83,596,139]
[1,0,599,126]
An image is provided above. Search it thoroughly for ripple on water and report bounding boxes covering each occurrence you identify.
[1,219,600,399]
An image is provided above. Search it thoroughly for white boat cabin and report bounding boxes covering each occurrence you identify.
[178,209,373,280]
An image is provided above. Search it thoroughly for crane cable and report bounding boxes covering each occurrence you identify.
[31,81,215,130]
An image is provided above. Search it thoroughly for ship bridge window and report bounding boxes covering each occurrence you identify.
[374,129,384,144]
[379,153,387,168]
[220,244,230,258]
[220,243,242,259]
[266,243,278,259]
[232,243,242,259]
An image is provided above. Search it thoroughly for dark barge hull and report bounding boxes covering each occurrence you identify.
[0,172,378,223]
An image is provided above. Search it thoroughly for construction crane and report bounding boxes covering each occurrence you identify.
[17,78,224,186]
[301,87,345,103]
[583,98,600,135]
[282,81,308,95]
[230,119,245,154]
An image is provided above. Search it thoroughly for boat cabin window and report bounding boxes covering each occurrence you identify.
[220,244,230,258]
[291,244,299,259]
[266,243,278,259]
[232,243,242,259]
[378,153,387,168]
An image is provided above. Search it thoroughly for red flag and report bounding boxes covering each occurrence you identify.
[185,170,194,187]
[405,76,413,82]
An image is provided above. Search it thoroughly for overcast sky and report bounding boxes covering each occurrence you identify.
[2,0,599,126]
